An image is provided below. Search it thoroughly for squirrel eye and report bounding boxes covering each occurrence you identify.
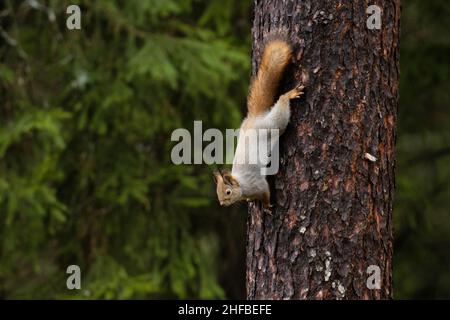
[226,189,232,195]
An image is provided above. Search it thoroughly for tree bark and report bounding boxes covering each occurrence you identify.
[246,0,400,300]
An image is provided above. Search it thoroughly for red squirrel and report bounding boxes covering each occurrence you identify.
[213,36,304,210]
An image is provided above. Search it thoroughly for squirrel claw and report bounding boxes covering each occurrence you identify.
[294,85,305,98]
[262,202,273,216]
[286,85,305,100]
[263,207,273,216]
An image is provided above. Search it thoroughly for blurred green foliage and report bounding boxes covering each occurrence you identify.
[0,0,449,299]
[0,0,250,299]
[394,0,450,299]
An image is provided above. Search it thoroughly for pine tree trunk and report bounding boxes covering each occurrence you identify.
[246,0,400,300]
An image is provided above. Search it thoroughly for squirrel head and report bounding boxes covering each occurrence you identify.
[213,169,242,206]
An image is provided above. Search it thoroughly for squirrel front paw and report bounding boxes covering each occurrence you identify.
[263,206,273,216]
[285,84,305,100]
[262,199,273,216]
[263,202,273,209]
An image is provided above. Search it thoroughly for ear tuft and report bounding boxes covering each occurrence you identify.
[222,171,239,187]
[213,170,223,184]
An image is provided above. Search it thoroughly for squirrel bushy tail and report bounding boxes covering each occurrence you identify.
[247,38,292,116]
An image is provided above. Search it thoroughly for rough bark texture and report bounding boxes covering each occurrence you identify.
[246,0,400,300]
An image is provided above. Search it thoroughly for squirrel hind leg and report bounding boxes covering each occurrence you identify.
[261,191,273,216]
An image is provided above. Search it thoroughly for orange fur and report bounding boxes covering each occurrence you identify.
[247,39,292,117]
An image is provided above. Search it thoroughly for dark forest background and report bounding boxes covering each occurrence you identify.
[0,0,449,299]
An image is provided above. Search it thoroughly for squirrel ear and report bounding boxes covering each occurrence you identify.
[222,172,239,187]
[213,170,223,184]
